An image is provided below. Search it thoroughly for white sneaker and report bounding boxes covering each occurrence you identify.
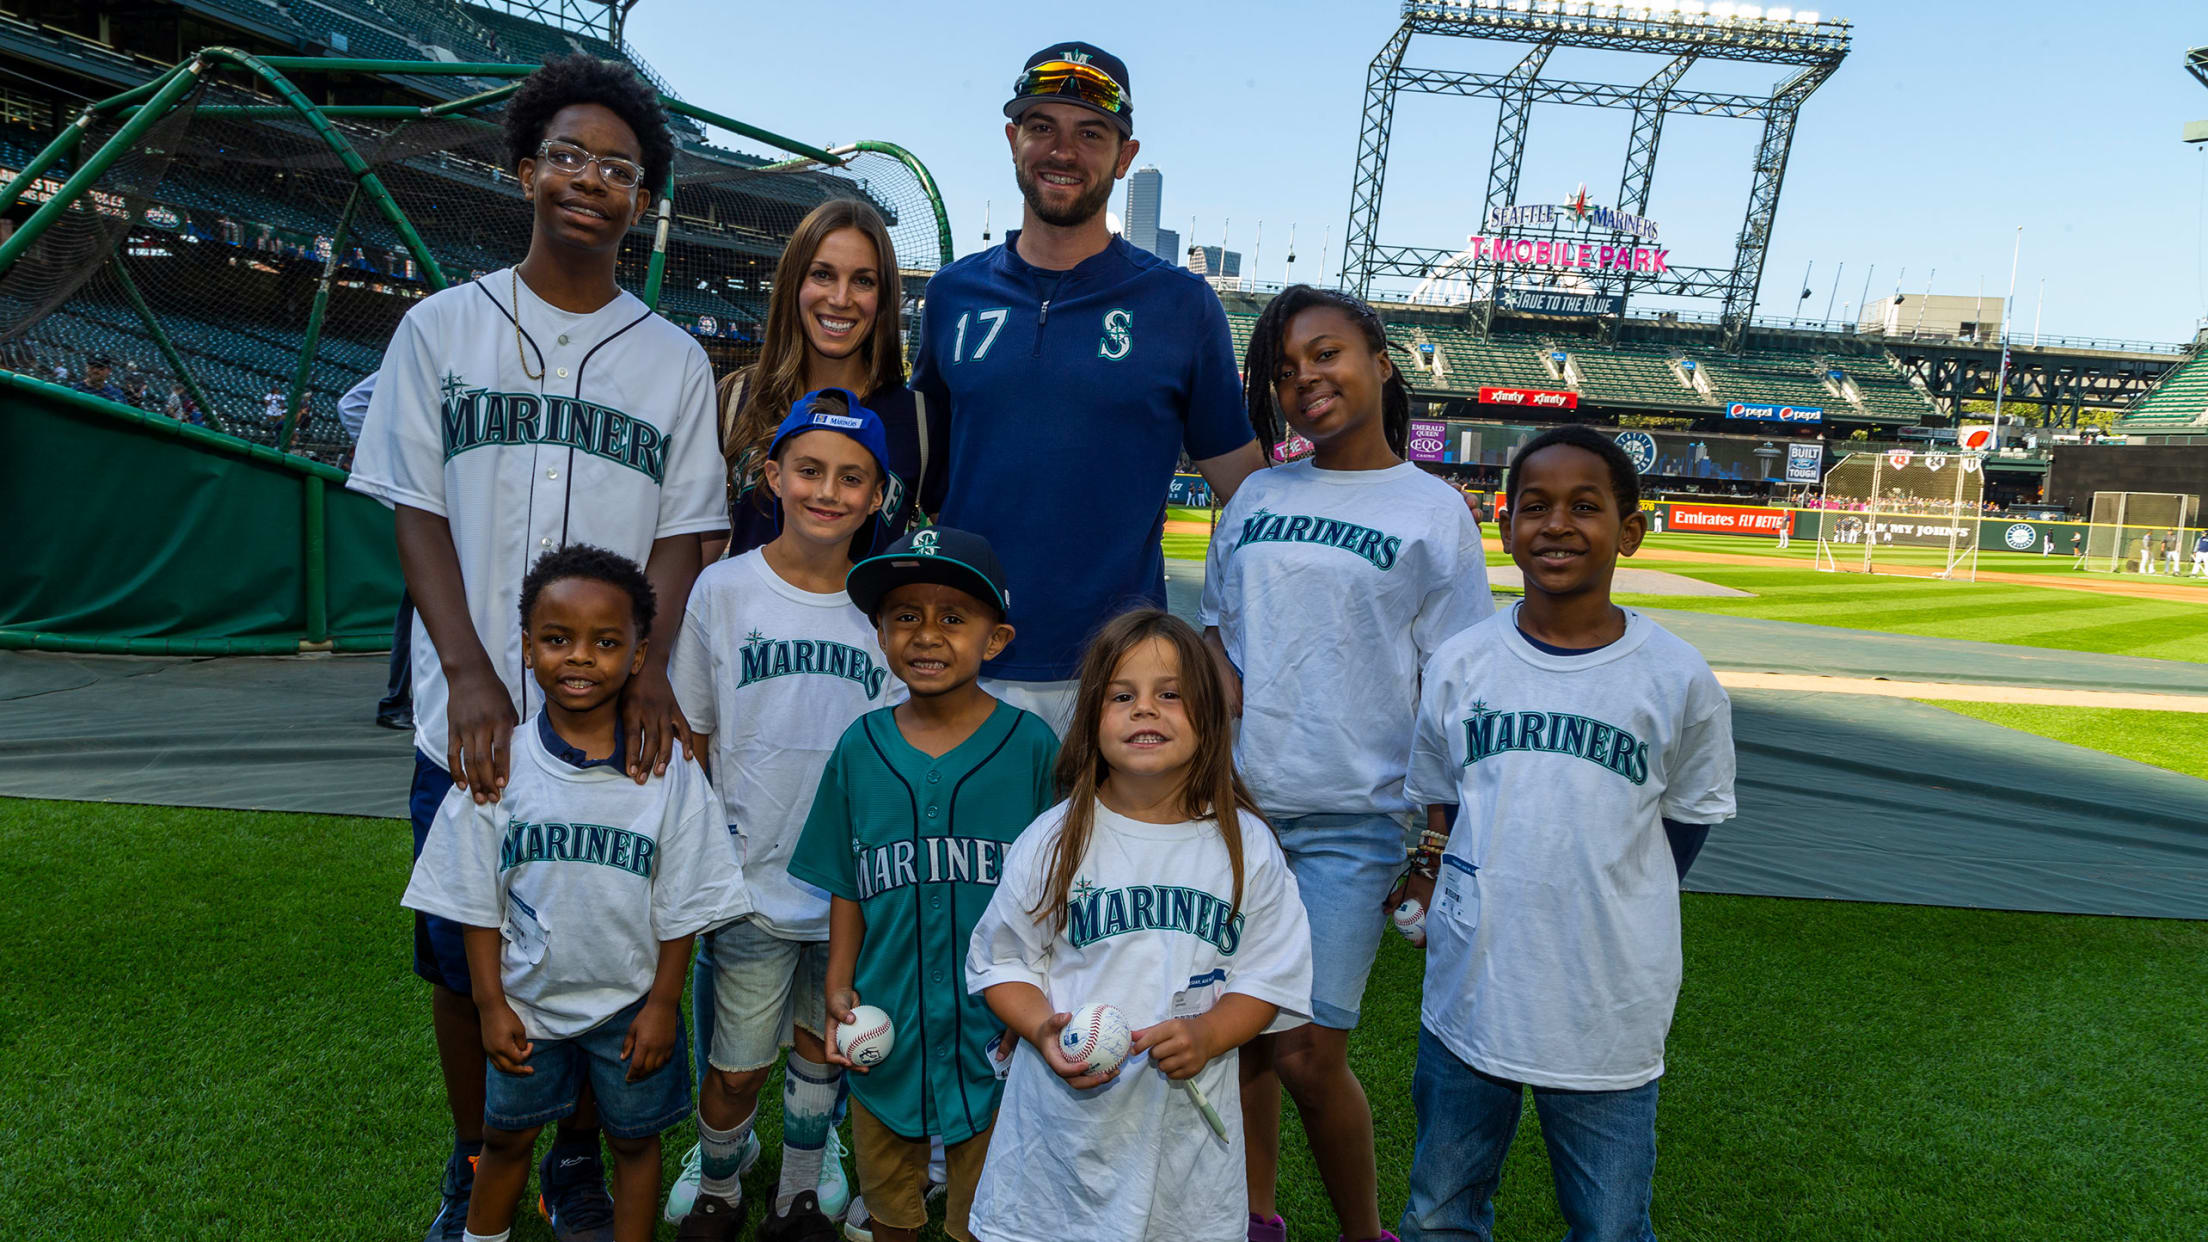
[841,1194,873,1242]
[817,1126,852,1221]
[662,1131,761,1224]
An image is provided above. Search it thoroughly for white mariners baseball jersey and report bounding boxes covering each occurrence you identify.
[402,713,749,1041]
[667,548,903,940]
[1200,459,1494,819]
[347,269,726,764]
[965,801,1312,1242]
[1406,606,1737,1090]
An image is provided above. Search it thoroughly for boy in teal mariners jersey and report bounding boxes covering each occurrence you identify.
[791,527,1060,1242]
[669,390,896,1241]
[1398,426,1735,1242]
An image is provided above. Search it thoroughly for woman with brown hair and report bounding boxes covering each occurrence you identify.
[700,196,931,564]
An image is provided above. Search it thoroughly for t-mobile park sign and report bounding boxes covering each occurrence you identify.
[1472,184,1668,275]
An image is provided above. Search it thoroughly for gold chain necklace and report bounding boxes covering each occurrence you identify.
[512,268,543,381]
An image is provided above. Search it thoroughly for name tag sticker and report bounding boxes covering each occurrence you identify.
[1436,853,1479,929]
[505,891,549,965]
[1170,967,1228,1020]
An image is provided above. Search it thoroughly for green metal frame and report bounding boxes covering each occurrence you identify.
[106,253,225,433]
[852,140,956,267]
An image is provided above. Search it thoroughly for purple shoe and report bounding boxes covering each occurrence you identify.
[1250,1214,1287,1242]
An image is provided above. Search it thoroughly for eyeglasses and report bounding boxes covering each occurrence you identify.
[535,139,646,190]
[1011,60,1130,117]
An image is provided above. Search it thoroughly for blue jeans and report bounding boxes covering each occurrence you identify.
[1273,813,1405,1029]
[1400,1026,1660,1242]
[485,996,691,1140]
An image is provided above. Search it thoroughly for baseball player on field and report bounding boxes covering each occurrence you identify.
[404,546,746,1242]
[346,55,724,1241]
[2193,531,2208,576]
[966,610,1313,1242]
[1397,427,1736,1242]
[788,527,1061,1242]
[1204,286,1491,1242]
[667,392,906,1241]
[911,42,1265,735]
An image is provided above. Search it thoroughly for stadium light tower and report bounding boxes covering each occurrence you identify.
[2186,46,2208,144]
[1342,0,1850,348]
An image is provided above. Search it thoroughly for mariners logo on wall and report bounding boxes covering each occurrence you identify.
[1613,430,1658,475]
[2005,523,2038,550]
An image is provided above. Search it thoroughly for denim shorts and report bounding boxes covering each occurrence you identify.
[1273,812,1407,1029]
[484,996,692,1140]
[706,918,829,1073]
[408,749,470,994]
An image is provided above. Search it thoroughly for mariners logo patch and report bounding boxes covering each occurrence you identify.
[1098,308,1132,361]
[912,529,940,556]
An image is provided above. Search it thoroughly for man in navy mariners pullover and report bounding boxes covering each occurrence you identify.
[912,41,1264,731]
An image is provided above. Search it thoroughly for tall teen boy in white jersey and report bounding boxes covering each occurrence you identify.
[405,546,746,1242]
[1400,426,1737,1242]
[668,392,899,1242]
[911,42,1265,733]
[347,55,725,1241]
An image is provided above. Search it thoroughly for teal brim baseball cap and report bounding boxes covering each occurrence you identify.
[846,526,1010,621]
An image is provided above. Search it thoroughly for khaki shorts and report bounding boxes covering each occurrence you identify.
[850,1097,991,1242]
[706,918,828,1073]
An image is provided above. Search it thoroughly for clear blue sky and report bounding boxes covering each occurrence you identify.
[625,0,2208,344]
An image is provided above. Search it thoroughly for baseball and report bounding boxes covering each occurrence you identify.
[837,1004,895,1067]
[1059,1002,1132,1076]
[1392,898,1427,948]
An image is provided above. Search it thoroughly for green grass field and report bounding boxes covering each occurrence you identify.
[1639,530,2208,589]
[5,798,2206,1241]
[1919,702,2208,781]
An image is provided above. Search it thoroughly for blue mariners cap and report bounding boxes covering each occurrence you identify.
[1005,42,1133,136]
[846,527,1011,623]
[768,387,890,477]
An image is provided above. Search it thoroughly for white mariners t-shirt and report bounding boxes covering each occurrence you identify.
[1200,459,1493,818]
[668,548,902,939]
[346,269,726,764]
[1405,606,1737,1090]
[965,801,1313,1242]
[402,714,748,1041]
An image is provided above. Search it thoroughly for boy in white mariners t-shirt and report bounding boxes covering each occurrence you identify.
[1399,426,1737,1242]
[405,546,747,1242]
[346,55,725,1239]
[667,391,900,1242]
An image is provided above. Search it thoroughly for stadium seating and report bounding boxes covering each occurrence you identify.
[2116,352,2208,431]
[1566,342,1711,408]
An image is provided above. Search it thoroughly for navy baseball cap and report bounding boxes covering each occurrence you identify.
[1005,42,1133,136]
[847,527,1011,622]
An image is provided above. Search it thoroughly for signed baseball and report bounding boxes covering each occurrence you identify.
[837,1004,895,1067]
[1391,898,1427,948]
[1060,1002,1132,1076]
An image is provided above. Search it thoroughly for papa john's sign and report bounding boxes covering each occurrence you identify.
[1479,387,1578,410]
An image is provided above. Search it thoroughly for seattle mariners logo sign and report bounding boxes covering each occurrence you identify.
[1098,308,1132,361]
[911,529,940,556]
[2004,523,2038,550]
[1613,431,1657,475]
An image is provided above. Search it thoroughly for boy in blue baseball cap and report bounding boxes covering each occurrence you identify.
[666,388,897,1240]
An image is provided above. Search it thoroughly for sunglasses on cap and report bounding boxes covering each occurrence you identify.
[1010,59,1130,118]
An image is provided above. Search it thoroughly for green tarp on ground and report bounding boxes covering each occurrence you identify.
[4,576,2203,919]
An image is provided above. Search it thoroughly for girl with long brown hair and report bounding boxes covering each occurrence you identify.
[700,197,931,563]
[966,610,1315,1242]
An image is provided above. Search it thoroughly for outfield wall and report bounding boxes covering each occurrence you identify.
[2,371,402,653]
[1639,500,2186,556]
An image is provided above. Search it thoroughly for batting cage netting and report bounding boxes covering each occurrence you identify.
[0,63,950,463]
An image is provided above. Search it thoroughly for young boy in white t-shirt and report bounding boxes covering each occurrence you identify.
[404,545,746,1242]
[1399,425,1737,1242]
[668,390,900,1241]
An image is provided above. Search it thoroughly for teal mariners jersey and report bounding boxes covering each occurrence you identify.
[787,699,1060,1144]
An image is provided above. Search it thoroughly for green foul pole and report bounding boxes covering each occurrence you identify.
[0,58,207,276]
